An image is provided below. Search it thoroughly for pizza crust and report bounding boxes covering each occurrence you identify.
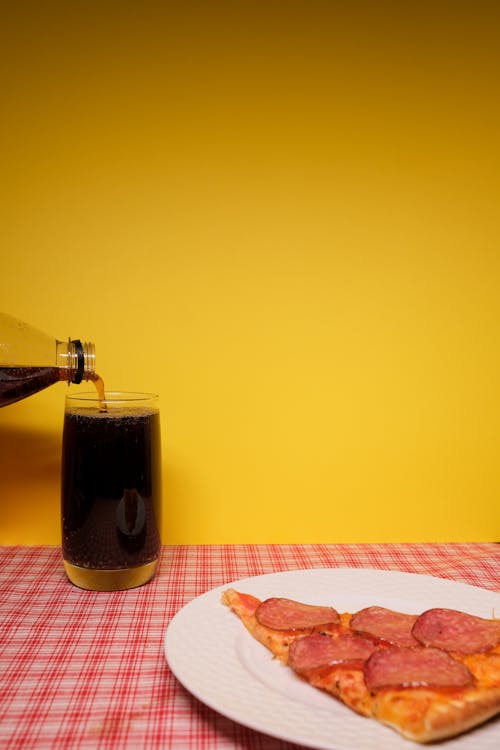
[372,685,500,743]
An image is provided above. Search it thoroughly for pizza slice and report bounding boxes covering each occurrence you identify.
[222,588,500,743]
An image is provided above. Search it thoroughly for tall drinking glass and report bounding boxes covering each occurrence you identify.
[61,391,162,590]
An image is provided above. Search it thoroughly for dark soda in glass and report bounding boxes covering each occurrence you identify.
[61,392,162,590]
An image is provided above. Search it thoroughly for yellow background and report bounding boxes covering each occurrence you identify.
[1,1,499,544]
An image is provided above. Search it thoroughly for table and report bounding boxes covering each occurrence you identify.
[1,544,499,749]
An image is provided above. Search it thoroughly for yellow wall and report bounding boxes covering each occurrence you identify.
[1,1,499,544]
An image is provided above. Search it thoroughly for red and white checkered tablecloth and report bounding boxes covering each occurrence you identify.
[1,544,499,749]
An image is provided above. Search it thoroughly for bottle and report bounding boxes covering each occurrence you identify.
[0,313,96,407]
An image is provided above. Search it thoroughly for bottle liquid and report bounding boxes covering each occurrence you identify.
[0,313,96,407]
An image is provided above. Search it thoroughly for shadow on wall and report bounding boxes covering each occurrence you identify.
[0,425,62,543]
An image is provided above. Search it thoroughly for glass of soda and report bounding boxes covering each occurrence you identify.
[61,391,162,590]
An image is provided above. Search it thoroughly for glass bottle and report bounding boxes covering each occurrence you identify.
[0,312,96,407]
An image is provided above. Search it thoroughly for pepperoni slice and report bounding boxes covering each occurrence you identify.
[255,597,340,631]
[289,633,377,673]
[350,606,419,647]
[412,608,500,654]
[364,646,474,691]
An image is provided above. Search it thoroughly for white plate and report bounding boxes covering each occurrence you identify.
[164,567,500,750]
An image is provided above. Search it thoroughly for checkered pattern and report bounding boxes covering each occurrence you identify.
[1,544,499,749]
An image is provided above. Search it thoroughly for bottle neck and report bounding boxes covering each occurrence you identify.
[56,339,96,383]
